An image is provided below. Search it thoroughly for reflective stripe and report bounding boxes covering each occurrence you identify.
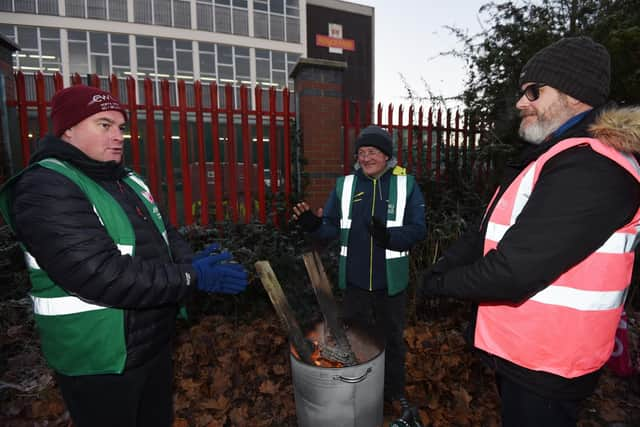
[340,246,348,256]
[340,175,355,229]
[485,222,510,242]
[41,158,65,168]
[31,295,108,316]
[387,175,407,227]
[597,232,637,254]
[92,206,105,226]
[24,251,40,269]
[622,152,640,177]
[486,221,634,255]
[126,173,150,192]
[386,249,408,259]
[117,244,133,256]
[511,165,535,223]
[25,245,132,272]
[162,230,168,245]
[530,284,627,311]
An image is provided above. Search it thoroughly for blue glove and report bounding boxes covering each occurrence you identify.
[192,252,249,294]
[192,242,221,262]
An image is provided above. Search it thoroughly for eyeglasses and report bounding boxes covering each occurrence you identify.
[357,148,384,159]
[518,83,547,102]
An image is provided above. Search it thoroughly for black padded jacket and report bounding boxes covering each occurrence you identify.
[9,136,196,370]
[427,105,640,399]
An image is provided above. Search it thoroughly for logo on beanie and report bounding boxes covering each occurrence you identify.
[88,93,121,111]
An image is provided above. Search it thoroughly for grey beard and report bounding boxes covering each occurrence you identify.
[518,115,566,144]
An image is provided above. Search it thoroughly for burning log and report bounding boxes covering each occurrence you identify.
[302,251,357,366]
[254,260,314,365]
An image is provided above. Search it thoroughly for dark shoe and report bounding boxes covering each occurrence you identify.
[388,397,425,427]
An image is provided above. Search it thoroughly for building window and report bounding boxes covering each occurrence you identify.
[135,36,194,102]
[65,0,127,21]
[0,0,58,14]
[134,0,192,28]
[196,0,247,36]
[89,32,109,76]
[68,30,89,75]
[110,33,130,77]
[235,46,250,84]
[3,26,62,75]
[199,42,216,81]
[255,48,298,91]
[252,0,298,42]
[174,0,190,28]
[214,3,231,33]
[232,1,249,36]
[269,13,284,41]
[87,0,107,19]
[134,0,152,23]
[109,0,126,20]
[196,2,213,31]
[16,0,36,13]
[65,0,84,17]
[65,30,131,80]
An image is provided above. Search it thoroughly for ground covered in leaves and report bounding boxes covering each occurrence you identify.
[2,294,640,427]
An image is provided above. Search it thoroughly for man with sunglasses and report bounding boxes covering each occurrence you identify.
[419,36,640,426]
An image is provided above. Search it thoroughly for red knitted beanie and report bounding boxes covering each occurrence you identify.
[51,85,127,137]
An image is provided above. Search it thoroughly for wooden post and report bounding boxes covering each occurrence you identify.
[254,260,313,364]
[302,252,356,366]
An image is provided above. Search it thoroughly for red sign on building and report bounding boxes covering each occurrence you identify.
[315,23,355,53]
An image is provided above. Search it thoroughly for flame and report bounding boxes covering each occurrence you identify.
[291,329,345,368]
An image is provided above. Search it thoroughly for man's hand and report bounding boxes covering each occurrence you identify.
[367,216,391,248]
[292,201,322,232]
[192,252,249,294]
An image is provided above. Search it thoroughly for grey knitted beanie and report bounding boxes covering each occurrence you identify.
[519,36,610,107]
[354,125,393,157]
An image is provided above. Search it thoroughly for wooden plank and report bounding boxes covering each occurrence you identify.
[254,260,313,364]
[302,251,357,366]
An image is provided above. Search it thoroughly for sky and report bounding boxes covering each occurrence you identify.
[356,0,491,108]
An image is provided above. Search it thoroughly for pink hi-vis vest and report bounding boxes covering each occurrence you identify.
[476,138,640,378]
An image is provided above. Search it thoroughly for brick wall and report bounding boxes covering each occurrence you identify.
[292,58,347,210]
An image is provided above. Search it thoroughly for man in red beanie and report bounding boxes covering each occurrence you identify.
[0,85,248,426]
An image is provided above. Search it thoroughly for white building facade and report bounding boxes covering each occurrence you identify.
[0,0,318,107]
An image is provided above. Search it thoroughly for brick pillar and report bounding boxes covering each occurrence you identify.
[291,58,347,210]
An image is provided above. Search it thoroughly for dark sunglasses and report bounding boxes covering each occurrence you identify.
[518,83,547,102]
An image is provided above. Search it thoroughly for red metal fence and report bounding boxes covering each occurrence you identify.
[4,72,490,229]
[342,100,490,184]
[6,72,294,227]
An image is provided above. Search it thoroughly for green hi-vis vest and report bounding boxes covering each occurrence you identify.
[336,167,414,296]
[0,158,168,376]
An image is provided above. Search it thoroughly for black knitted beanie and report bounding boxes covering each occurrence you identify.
[354,125,393,157]
[519,36,610,107]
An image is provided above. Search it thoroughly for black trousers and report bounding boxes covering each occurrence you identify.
[342,286,407,400]
[55,344,173,427]
[496,373,581,427]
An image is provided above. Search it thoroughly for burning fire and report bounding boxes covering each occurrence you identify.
[291,328,345,368]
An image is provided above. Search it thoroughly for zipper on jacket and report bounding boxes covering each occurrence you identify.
[369,178,377,291]
[117,180,148,221]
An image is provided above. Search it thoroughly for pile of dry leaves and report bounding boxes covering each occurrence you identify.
[2,296,640,427]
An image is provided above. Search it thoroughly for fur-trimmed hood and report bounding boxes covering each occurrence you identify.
[590,106,640,153]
